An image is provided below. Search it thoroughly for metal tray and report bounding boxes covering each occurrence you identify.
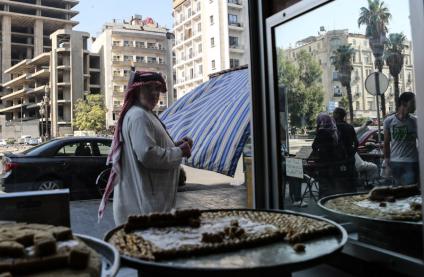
[76,234,120,277]
[318,192,422,230]
[104,209,347,276]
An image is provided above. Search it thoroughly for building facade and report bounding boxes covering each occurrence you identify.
[284,29,415,118]
[172,0,249,98]
[91,16,174,128]
[0,0,79,84]
[0,29,101,139]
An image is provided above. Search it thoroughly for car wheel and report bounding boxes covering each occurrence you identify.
[39,180,62,191]
[96,168,111,198]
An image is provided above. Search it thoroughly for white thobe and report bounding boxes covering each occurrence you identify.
[113,105,182,226]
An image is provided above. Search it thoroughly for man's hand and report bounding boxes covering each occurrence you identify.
[175,137,193,148]
[179,141,191,158]
[182,137,193,148]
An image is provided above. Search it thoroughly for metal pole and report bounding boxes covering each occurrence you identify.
[374,72,382,154]
[20,97,23,136]
[40,105,44,141]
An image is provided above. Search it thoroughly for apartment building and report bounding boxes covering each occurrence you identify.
[91,15,174,128]
[0,0,79,84]
[284,29,415,118]
[0,29,101,138]
[172,0,249,98]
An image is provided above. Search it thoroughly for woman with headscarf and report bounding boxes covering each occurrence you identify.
[312,113,353,197]
[98,71,192,225]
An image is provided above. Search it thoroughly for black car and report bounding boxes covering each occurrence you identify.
[0,137,112,199]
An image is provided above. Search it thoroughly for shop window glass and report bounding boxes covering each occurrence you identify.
[272,0,421,259]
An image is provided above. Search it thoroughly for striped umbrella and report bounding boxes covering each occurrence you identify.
[160,68,250,177]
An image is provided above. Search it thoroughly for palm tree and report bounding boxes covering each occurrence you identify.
[358,0,392,116]
[384,33,406,109]
[331,44,355,123]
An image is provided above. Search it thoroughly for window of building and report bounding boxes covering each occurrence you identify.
[124,55,133,62]
[198,64,203,74]
[58,106,64,120]
[147,57,157,63]
[229,36,239,48]
[228,14,238,25]
[211,37,215,47]
[332,71,339,81]
[123,70,130,77]
[333,85,342,97]
[147,42,156,49]
[197,1,201,11]
[113,85,121,92]
[230,58,240,68]
[211,60,216,70]
[187,8,192,18]
[123,40,132,47]
[210,15,214,25]
[112,40,121,47]
[309,46,312,52]
[198,43,202,53]
[389,102,394,112]
[136,56,144,63]
[113,70,120,77]
[190,68,194,79]
[355,101,360,110]
[189,48,193,59]
[112,55,121,61]
[367,101,374,110]
[198,23,201,32]
[135,41,145,48]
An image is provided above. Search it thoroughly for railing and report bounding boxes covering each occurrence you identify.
[229,22,243,27]
[228,0,241,5]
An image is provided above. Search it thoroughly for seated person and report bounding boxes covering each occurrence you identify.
[75,143,91,156]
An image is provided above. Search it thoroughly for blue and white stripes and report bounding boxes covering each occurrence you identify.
[160,68,250,177]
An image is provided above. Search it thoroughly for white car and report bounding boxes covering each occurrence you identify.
[0,139,7,146]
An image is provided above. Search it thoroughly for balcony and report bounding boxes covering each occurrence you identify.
[0,103,27,113]
[228,0,242,5]
[229,44,244,53]
[0,88,27,101]
[229,22,244,31]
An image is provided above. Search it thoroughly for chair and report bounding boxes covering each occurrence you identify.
[299,174,319,206]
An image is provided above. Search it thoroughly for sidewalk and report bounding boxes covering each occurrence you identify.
[183,157,245,186]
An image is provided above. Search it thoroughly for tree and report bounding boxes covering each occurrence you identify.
[277,48,324,129]
[331,44,355,122]
[384,32,406,108]
[358,0,392,116]
[74,94,107,133]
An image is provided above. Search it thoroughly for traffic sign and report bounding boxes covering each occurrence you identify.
[365,72,389,96]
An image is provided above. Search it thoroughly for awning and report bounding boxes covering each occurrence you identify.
[160,67,250,177]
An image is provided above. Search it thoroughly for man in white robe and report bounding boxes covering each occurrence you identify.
[98,71,192,225]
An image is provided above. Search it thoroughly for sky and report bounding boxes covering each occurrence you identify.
[73,0,173,37]
[275,0,412,49]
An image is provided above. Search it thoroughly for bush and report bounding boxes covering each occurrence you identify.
[6,138,15,145]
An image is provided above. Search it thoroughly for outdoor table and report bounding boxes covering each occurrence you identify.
[105,209,348,277]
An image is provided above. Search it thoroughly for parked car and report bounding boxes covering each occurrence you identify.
[0,137,112,200]
[0,139,7,146]
[27,137,40,146]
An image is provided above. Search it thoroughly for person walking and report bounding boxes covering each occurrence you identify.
[98,71,192,225]
[383,92,418,186]
[333,107,358,191]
